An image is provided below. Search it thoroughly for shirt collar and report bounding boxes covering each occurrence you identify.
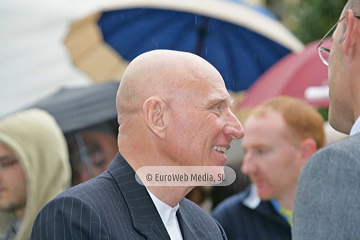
[243,184,261,209]
[147,190,179,224]
[350,116,360,136]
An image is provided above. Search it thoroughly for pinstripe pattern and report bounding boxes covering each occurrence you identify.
[31,153,227,239]
[177,199,227,240]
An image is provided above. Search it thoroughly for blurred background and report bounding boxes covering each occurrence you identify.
[0,0,347,212]
[0,0,346,119]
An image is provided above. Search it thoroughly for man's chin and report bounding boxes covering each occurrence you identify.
[0,205,11,212]
[0,203,21,213]
[256,190,273,201]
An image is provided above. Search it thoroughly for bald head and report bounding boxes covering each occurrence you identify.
[116,50,223,123]
[115,50,243,199]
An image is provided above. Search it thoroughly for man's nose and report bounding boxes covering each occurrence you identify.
[241,154,255,175]
[223,110,244,140]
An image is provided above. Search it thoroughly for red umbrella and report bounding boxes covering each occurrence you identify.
[239,38,331,109]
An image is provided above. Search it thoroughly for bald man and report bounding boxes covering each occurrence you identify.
[30,50,244,240]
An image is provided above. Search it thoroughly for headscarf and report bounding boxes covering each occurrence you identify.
[0,109,71,240]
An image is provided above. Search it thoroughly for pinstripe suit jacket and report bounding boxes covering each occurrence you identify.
[30,153,227,240]
[292,133,360,240]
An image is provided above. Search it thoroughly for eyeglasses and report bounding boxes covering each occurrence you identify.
[317,13,360,66]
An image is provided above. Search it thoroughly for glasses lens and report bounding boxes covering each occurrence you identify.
[318,47,330,66]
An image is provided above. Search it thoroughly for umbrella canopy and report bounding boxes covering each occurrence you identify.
[239,38,331,108]
[64,0,303,92]
[28,81,119,134]
[26,81,120,183]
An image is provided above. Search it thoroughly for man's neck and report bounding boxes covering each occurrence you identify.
[147,186,193,207]
[275,189,296,210]
[15,208,25,220]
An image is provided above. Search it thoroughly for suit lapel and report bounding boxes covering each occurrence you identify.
[107,153,170,240]
[177,199,227,240]
[177,207,198,240]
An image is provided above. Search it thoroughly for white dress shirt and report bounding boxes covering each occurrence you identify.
[350,116,360,136]
[147,190,183,240]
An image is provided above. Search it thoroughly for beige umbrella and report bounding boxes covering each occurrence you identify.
[65,13,129,82]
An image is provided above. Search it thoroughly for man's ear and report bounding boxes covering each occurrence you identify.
[343,9,359,56]
[143,97,166,140]
[300,138,317,165]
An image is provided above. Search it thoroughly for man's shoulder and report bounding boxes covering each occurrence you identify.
[293,134,360,240]
[306,134,360,168]
[46,170,122,216]
[58,171,115,199]
[323,133,359,150]
[212,187,250,215]
[30,171,134,240]
[296,134,360,210]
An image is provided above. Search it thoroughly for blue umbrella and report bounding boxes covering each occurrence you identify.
[65,0,303,92]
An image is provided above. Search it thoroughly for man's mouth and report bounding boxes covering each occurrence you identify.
[212,146,228,154]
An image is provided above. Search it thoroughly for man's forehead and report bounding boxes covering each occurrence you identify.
[244,114,293,144]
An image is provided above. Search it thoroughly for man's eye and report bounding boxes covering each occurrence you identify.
[1,162,11,168]
[255,148,268,155]
[0,159,18,169]
[209,103,224,116]
[92,160,106,168]
[213,104,222,111]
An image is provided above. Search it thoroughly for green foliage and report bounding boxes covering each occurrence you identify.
[318,107,329,121]
[288,0,348,44]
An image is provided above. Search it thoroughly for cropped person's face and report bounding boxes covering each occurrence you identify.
[328,10,351,132]
[0,142,27,218]
[67,131,118,186]
[164,71,244,167]
[241,110,304,201]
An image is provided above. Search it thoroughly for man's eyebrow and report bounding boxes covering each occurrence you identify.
[207,95,231,106]
[0,155,15,161]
